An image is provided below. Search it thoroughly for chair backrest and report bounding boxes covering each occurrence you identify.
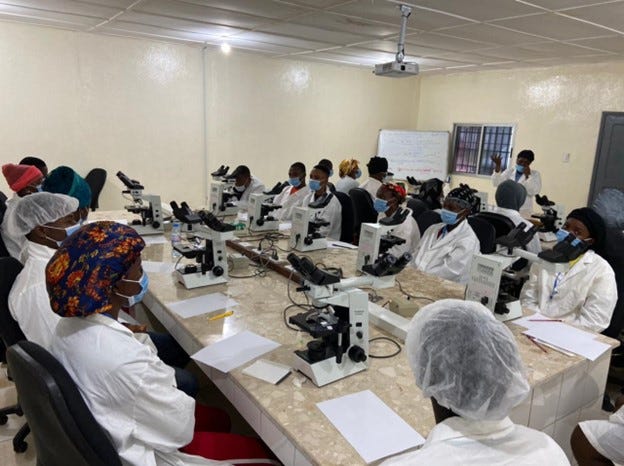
[349,188,377,243]
[0,234,9,258]
[416,210,441,236]
[0,190,7,223]
[475,212,516,239]
[406,198,429,222]
[0,257,26,347]
[84,168,107,211]
[467,216,497,254]
[601,227,624,339]
[7,341,122,466]
[334,191,355,244]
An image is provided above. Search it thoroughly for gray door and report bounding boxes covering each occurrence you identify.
[589,112,624,205]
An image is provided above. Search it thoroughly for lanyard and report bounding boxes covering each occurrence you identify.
[549,273,563,301]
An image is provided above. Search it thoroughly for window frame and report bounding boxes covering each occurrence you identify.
[451,123,517,178]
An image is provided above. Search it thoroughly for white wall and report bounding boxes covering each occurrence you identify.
[415,62,624,210]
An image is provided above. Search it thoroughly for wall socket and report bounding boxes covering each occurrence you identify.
[562,152,571,163]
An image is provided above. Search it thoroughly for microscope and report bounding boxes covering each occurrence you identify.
[170,200,235,289]
[532,194,565,242]
[466,224,587,321]
[247,182,288,233]
[208,165,239,217]
[356,208,409,273]
[288,207,329,252]
[287,250,411,386]
[116,171,164,236]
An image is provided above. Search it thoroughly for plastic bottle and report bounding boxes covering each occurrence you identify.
[171,220,182,258]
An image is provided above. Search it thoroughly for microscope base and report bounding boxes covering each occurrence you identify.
[494,300,523,322]
[292,352,367,387]
[292,238,327,252]
[128,223,164,236]
[214,206,239,217]
[249,221,279,233]
[176,270,228,289]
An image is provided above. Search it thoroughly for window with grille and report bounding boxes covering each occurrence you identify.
[452,124,515,176]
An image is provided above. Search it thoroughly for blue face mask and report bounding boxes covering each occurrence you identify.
[373,198,389,213]
[35,184,43,192]
[354,168,362,179]
[117,271,149,307]
[555,229,570,243]
[515,164,525,174]
[288,177,301,187]
[329,169,334,177]
[440,209,460,225]
[44,223,81,247]
[309,179,321,192]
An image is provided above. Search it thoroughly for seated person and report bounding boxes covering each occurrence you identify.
[46,222,274,465]
[335,158,361,194]
[382,299,568,465]
[572,394,624,466]
[272,162,310,221]
[375,183,420,257]
[42,165,92,224]
[360,156,389,200]
[19,156,48,178]
[492,180,541,254]
[491,150,541,214]
[317,158,336,192]
[412,187,480,284]
[1,163,45,258]
[302,164,342,240]
[520,207,617,332]
[9,192,79,347]
[229,165,265,211]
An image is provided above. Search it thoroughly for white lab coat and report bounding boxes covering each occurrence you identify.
[302,191,342,240]
[1,194,23,259]
[236,176,265,211]
[8,241,61,349]
[49,314,228,466]
[378,209,421,258]
[381,416,569,465]
[490,206,542,254]
[360,177,382,200]
[579,406,624,465]
[412,220,480,284]
[520,250,617,332]
[492,167,542,214]
[335,176,360,194]
[272,185,310,221]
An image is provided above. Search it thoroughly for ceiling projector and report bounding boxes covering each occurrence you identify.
[374,4,419,78]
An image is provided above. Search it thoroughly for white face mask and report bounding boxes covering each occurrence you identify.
[233,184,246,193]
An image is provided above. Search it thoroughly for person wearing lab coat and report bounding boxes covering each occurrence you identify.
[360,156,389,200]
[46,222,274,466]
[301,164,342,240]
[42,165,92,225]
[520,207,617,333]
[491,180,541,254]
[374,183,420,257]
[412,186,480,284]
[228,165,265,211]
[335,158,361,194]
[271,162,310,221]
[8,192,79,348]
[491,149,542,215]
[381,299,569,466]
[572,394,624,466]
[1,163,45,259]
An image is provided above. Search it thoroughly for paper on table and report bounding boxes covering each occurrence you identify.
[191,330,280,373]
[279,222,292,231]
[512,313,555,330]
[242,359,291,384]
[142,260,175,274]
[317,390,425,464]
[142,235,168,245]
[168,292,238,319]
[327,240,359,250]
[523,324,611,361]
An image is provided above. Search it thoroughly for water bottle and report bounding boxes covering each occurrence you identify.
[171,220,182,258]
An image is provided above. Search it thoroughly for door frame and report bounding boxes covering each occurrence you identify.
[588,111,624,205]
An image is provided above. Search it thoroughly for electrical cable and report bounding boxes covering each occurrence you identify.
[368,336,402,359]
[396,279,435,303]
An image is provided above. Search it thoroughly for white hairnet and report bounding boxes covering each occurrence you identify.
[8,192,78,238]
[406,299,530,421]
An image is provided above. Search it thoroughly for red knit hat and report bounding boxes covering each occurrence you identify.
[2,164,43,193]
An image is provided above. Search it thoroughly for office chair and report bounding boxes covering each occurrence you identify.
[467,216,496,254]
[602,228,624,340]
[0,257,29,452]
[349,188,377,244]
[7,341,122,466]
[84,168,107,211]
[334,191,355,244]
[474,212,516,239]
[406,198,429,222]
[0,235,9,258]
[416,210,441,236]
[0,190,7,222]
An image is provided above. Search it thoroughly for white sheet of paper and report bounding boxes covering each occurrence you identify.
[168,292,238,319]
[279,222,291,231]
[242,359,291,384]
[142,235,168,245]
[523,324,611,361]
[317,390,425,463]
[142,260,175,274]
[512,313,556,330]
[191,331,280,373]
[327,240,359,250]
[114,219,129,225]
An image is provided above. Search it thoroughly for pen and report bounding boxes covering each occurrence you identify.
[525,334,548,354]
[208,310,234,321]
[528,319,563,322]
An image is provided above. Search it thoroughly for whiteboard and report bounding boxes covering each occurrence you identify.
[377,130,450,181]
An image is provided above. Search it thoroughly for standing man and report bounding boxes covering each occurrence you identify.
[228,165,265,211]
[491,150,541,215]
[360,156,389,200]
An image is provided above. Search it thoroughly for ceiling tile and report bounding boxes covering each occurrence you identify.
[568,35,624,53]
[303,51,369,65]
[432,50,497,63]
[118,11,241,37]
[257,21,370,45]
[517,40,604,55]
[476,45,554,61]
[99,21,211,42]
[291,11,400,38]
[285,0,351,8]
[0,4,101,26]
[405,32,493,51]
[438,23,545,46]
[167,0,309,20]
[219,36,305,54]
[518,0,616,10]
[324,46,395,63]
[562,2,624,32]
[75,0,138,7]
[232,31,334,50]
[492,12,612,40]
[363,39,448,56]
[405,0,543,22]
[1,0,122,18]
